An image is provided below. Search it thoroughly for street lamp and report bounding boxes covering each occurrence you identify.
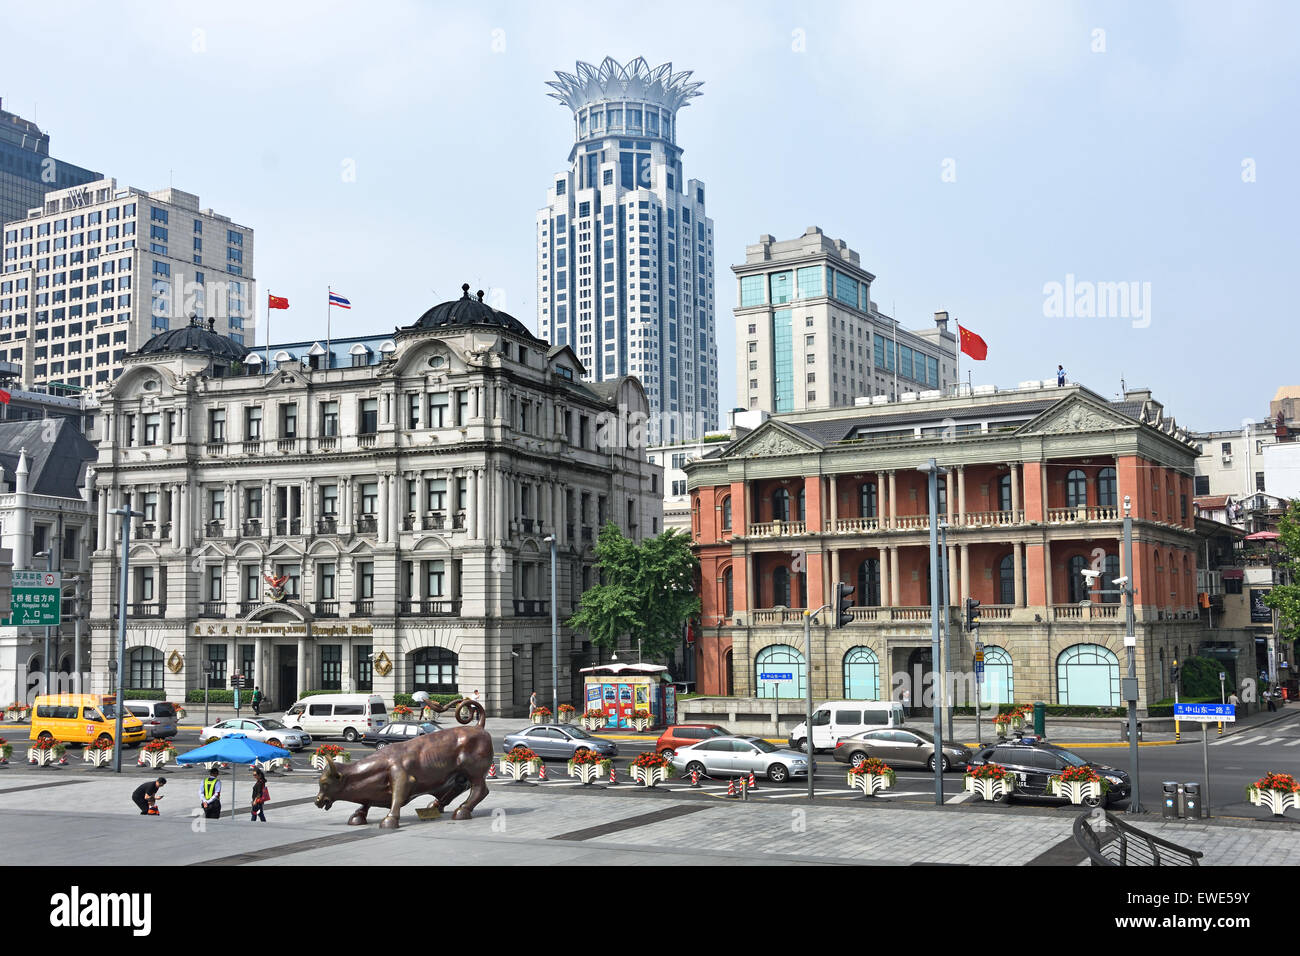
[109,506,144,772]
[32,549,54,696]
[543,535,558,722]
[917,458,949,805]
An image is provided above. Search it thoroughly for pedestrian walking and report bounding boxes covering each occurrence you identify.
[1267,690,1279,713]
[251,686,264,716]
[901,688,912,717]
[472,689,482,705]
[201,767,222,819]
[250,768,270,822]
[529,690,538,716]
[1228,690,1240,717]
[1056,365,1066,386]
[132,777,166,815]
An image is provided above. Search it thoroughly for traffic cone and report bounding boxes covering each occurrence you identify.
[749,770,757,791]
[727,778,736,798]
[609,765,617,786]
[487,762,497,778]
[690,769,701,788]
[538,763,547,781]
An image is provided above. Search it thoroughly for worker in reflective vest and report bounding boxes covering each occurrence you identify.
[201,768,223,819]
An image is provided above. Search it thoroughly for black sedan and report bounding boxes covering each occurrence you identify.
[363,721,439,749]
[967,739,1130,808]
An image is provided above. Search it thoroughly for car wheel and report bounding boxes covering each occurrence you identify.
[767,763,790,784]
[1082,791,1107,809]
[266,738,281,748]
[927,754,952,773]
[375,742,387,750]
[849,750,869,766]
[685,761,706,778]
[660,748,675,759]
[343,727,359,742]
[793,738,808,753]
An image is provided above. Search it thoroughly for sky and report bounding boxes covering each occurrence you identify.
[4,0,1296,432]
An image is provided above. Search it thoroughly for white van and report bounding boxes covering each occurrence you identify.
[282,694,388,741]
[788,701,906,752]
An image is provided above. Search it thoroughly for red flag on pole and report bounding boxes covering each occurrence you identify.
[958,324,988,360]
[0,389,10,404]
[268,294,289,310]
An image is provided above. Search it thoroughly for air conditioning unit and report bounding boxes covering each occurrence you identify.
[1222,454,1233,465]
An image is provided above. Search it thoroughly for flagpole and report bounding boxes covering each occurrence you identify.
[265,291,271,371]
[955,325,960,398]
[326,285,332,371]
[891,299,898,400]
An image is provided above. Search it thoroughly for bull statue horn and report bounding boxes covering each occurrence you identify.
[323,758,342,781]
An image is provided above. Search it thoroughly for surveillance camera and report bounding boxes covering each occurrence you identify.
[1111,576,1129,586]
[1081,569,1101,583]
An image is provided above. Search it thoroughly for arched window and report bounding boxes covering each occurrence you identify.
[998,553,1015,605]
[772,488,790,522]
[722,567,734,617]
[1068,554,1089,603]
[720,496,732,532]
[1057,643,1120,706]
[860,482,878,518]
[857,558,881,606]
[796,487,806,521]
[756,644,806,699]
[983,646,1014,704]
[997,474,1012,512]
[843,647,880,700]
[127,647,163,691]
[1066,469,1087,508]
[412,647,459,694]
[1097,467,1117,508]
[773,566,791,607]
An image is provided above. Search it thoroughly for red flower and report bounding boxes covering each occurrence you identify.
[631,750,671,770]
[505,745,539,763]
[967,762,1014,781]
[1253,772,1300,793]
[582,709,606,719]
[569,749,608,766]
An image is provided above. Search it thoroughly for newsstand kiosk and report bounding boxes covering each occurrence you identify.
[579,663,676,730]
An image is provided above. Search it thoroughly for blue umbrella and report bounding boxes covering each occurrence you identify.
[176,734,291,822]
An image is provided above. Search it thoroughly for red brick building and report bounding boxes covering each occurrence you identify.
[686,384,1248,709]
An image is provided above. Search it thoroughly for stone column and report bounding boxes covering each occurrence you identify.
[389,474,401,539]
[98,486,109,551]
[888,472,897,527]
[948,544,959,604]
[467,469,479,540]
[946,469,956,526]
[179,485,191,549]
[959,543,970,603]
[170,485,181,549]
[879,547,890,607]
[1044,540,1054,607]
[255,638,266,697]
[378,476,390,542]
[829,475,839,530]
[890,547,900,606]
[1010,463,1021,517]
[1013,541,1025,607]
[296,635,307,700]
[830,549,841,604]
[957,465,967,524]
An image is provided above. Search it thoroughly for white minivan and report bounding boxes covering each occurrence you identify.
[788,701,906,752]
[282,694,388,742]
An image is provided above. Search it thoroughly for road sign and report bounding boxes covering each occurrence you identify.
[759,672,793,682]
[1174,702,1236,722]
[1,570,62,626]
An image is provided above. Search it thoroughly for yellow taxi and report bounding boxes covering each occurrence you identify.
[29,694,147,747]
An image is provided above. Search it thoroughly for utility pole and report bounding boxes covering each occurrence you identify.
[110,505,143,773]
[804,599,834,802]
[918,458,948,805]
[940,520,953,742]
[545,535,558,722]
[1122,496,1145,813]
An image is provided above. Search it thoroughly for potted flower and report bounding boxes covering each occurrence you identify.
[83,736,115,768]
[6,702,29,722]
[28,737,67,766]
[1247,771,1300,816]
[255,755,294,773]
[630,750,674,787]
[1048,764,1108,805]
[964,762,1016,802]
[0,736,11,764]
[391,704,414,721]
[171,702,187,721]
[847,756,896,796]
[558,704,577,724]
[992,711,1022,738]
[566,747,613,784]
[629,711,654,732]
[138,739,178,768]
[500,745,542,781]
[310,743,352,771]
[531,706,553,725]
[580,708,607,731]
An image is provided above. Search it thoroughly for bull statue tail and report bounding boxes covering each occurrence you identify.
[422,697,486,727]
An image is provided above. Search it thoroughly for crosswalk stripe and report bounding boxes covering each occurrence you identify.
[946,792,973,804]
[1229,735,1266,746]
[1260,738,1286,746]
[1283,739,1300,747]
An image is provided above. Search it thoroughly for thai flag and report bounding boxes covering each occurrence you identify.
[328,292,351,310]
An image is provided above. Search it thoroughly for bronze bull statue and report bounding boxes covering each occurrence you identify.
[314,698,491,828]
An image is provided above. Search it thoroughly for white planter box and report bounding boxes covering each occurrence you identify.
[964,775,1015,801]
[580,716,606,731]
[630,716,653,732]
[1248,787,1300,816]
[846,771,894,796]
[310,752,351,772]
[567,760,611,784]
[138,749,175,769]
[83,747,114,768]
[255,756,294,773]
[1049,778,1102,805]
[630,764,670,787]
[501,757,542,781]
[531,713,551,725]
[28,747,64,766]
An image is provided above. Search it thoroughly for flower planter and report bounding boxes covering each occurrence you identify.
[203,761,231,771]
[579,716,606,732]
[531,713,549,725]
[310,751,352,772]
[28,746,65,766]
[993,717,1023,738]
[558,708,576,724]
[567,758,612,785]
[84,746,114,768]
[1248,787,1300,816]
[255,756,294,773]
[0,742,12,764]
[629,716,653,732]
[630,764,670,788]
[138,747,176,769]
[1049,778,1103,805]
[964,775,1015,802]
[500,757,542,781]
[846,771,894,796]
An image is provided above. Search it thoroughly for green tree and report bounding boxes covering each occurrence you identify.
[1263,500,1300,642]
[566,523,701,660]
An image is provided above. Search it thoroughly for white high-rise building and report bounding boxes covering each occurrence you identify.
[538,57,718,442]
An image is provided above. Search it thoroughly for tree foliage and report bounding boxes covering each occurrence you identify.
[1263,500,1300,643]
[566,523,700,659]
[1179,656,1223,698]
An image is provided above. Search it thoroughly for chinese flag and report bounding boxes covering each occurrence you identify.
[0,389,10,404]
[958,324,988,360]
[268,294,289,310]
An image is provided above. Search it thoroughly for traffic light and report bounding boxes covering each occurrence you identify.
[835,582,856,628]
[1170,660,1180,684]
[965,598,981,631]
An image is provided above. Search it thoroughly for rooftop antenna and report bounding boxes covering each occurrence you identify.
[1120,373,1126,396]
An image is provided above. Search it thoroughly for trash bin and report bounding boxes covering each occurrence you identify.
[1033,701,1046,736]
[1184,782,1202,819]
[1120,721,1143,742]
[1162,781,1180,819]
[1176,783,1188,818]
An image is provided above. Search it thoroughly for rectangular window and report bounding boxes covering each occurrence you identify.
[320,401,339,437]
[769,271,792,305]
[739,275,765,307]
[320,645,342,691]
[833,271,858,307]
[796,265,823,299]
[428,392,449,427]
[318,563,337,599]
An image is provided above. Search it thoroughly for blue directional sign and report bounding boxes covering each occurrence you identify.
[759,672,793,682]
[1174,703,1236,722]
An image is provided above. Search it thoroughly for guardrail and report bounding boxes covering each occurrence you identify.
[1073,810,1203,866]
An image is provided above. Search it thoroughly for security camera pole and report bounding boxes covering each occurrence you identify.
[918,458,948,805]
[109,505,144,773]
[544,535,558,722]
[1122,496,1144,812]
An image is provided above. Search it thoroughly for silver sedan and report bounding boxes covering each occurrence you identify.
[199,717,309,751]
[670,735,809,783]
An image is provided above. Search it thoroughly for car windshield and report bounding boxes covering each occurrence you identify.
[708,727,729,737]
[259,719,286,730]
[101,704,118,718]
[566,727,593,739]
[748,739,778,753]
[1056,748,1089,767]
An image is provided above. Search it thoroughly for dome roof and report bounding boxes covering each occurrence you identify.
[137,318,247,361]
[405,284,538,340]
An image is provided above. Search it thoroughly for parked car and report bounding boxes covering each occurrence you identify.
[364,722,439,749]
[788,701,907,752]
[124,700,178,740]
[656,724,730,756]
[967,738,1130,808]
[281,694,388,742]
[29,694,146,748]
[832,727,971,772]
[670,735,808,784]
[502,724,618,760]
[200,717,310,751]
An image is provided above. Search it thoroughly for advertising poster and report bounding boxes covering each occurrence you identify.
[603,682,617,720]
[665,684,677,725]
[618,683,633,726]
[1251,589,1273,624]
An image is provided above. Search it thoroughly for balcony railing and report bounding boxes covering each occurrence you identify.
[356,515,378,534]
[520,517,534,533]
[353,600,374,616]
[242,440,261,455]
[316,436,338,452]
[425,512,446,530]
[199,601,225,618]
[750,607,806,625]
[960,510,1023,528]
[1047,506,1121,524]
[205,521,224,538]
[750,605,949,625]
[513,599,549,617]
[979,604,1014,620]
[242,519,263,536]
[1051,603,1122,621]
[833,517,880,533]
[126,603,165,618]
[205,441,226,455]
[452,512,465,530]
[135,523,156,540]
[892,515,930,531]
[239,600,260,615]
[276,438,297,453]
[398,599,460,616]
[313,601,339,618]
[276,517,302,535]
[357,433,377,448]
[749,520,808,537]
[316,516,338,535]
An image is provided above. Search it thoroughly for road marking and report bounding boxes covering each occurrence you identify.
[1284,739,1300,747]
[946,792,973,804]
[1260,737,1287,746]
[1229,735,1267,746]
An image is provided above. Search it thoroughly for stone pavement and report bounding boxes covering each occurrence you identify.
[3,759,1298,866]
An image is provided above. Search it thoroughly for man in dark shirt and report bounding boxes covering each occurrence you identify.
[132,777,166,815]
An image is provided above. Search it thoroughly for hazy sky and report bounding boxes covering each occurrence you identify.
[5,0,1295,431]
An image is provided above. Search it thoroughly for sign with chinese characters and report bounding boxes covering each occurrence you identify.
[1,571,61,626]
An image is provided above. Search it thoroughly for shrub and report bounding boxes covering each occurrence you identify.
[1180,656,1224,699]
[122,689,167,700]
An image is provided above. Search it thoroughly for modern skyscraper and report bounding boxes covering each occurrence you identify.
[0,99,99,228]
[538,57,718,442]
